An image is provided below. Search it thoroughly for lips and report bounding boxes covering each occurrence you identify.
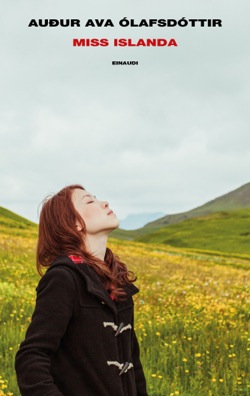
[107,210,114,215]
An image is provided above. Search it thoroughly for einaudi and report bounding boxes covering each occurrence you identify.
[112,61,139,65]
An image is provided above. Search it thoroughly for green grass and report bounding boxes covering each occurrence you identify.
[0,207,37,238]
[0,207,36,227]
[1,208,250,395]
[135,208,250,256]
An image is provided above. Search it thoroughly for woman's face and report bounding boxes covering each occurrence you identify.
[71,188,120,234]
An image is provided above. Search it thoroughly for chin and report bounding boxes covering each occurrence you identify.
[111,222,120,230]
[109,219,120,231]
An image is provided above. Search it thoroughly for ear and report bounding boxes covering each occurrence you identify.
[76,222,82,231]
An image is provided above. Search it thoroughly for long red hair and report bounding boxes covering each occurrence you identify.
[37,184,136,301]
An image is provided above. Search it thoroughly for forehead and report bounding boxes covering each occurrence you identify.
[71,188,91,202]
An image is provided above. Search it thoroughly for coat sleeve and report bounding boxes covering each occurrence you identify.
[131,311,148,396]
[15,267,77,396]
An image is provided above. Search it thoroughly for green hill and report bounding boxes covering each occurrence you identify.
[0,206,37,237]
[145,182,250,229]
[112,182,250,242]
[135,208,250,256]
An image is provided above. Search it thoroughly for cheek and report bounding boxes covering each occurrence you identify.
[80,206,99,222]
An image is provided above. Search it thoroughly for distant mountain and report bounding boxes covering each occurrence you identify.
[119,212,165,230]
[144,182,250,229]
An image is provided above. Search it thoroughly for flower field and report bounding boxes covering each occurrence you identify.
[0,233,250,396]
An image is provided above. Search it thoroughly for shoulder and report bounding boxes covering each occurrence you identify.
[36,260,78,295]
[31,260,80,314]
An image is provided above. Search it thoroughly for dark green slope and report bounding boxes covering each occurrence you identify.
[145,182,250,228]
[0,206,37,236]
[112,181,250,240]
[135,208,250,255]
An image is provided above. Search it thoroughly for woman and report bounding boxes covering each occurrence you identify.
[15,184,148,396]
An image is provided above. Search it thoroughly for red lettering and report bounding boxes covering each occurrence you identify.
[168,39,178,46]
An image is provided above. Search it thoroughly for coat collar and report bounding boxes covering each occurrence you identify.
[46,256,139,315]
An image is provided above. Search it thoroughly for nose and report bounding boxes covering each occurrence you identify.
[102,200,109,208]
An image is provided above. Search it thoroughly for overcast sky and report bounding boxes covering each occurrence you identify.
[1,0,250,223]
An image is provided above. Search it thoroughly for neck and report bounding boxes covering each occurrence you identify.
[85,233,108,261]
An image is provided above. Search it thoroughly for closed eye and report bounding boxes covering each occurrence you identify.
[87,201,94,204]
